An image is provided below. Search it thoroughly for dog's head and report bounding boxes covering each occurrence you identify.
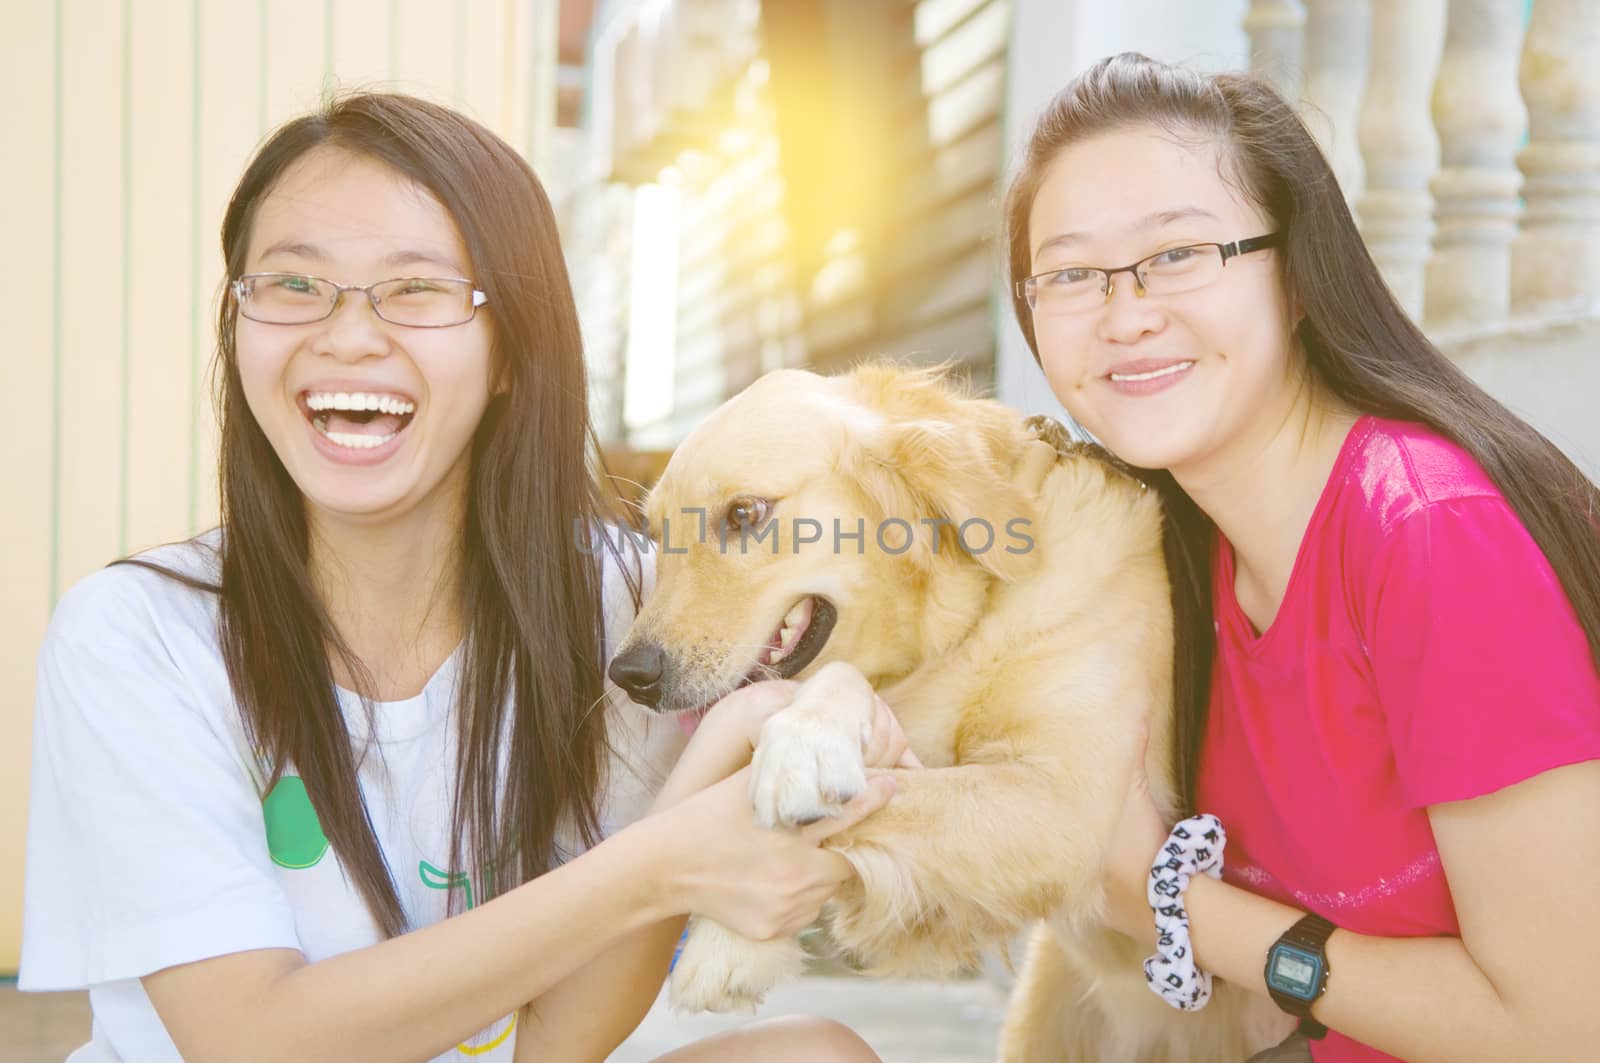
[608,364,1046,728]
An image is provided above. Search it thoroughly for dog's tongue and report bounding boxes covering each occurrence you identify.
[677,708,709,737]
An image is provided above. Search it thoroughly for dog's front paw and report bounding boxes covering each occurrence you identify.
[750,697,870,830]
[669,917,805,1014]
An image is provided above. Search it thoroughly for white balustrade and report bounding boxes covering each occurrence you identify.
[1244,0,1307,101]
[1511,0,1600,316]
[1299,0,1371,201]
[1425,0,1527,329]
[1356,0,1447,319]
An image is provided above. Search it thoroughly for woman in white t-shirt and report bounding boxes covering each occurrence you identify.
[20,93,901,1063]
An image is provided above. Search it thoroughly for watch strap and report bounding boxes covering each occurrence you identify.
[1282,912,1335,953]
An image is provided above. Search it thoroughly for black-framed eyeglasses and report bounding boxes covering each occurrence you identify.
[1016,233,1282,314]
[231,272,489,328]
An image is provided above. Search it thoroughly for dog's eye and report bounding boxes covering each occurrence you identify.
[725,496,771,531]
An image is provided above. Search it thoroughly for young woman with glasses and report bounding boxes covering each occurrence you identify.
[19,94,902,1063]
[1003,53,1600,1061]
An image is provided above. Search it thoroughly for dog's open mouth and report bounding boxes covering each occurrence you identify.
[674,596,838,737]
[758,595,837,679]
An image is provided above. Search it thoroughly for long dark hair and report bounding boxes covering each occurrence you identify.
[1003,53,1600,812]
[121,93,633,936]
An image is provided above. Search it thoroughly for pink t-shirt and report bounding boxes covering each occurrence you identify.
[1197,415,1600,1062]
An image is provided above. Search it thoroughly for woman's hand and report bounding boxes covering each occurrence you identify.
[864,693,923,769]
[691,679,806,764]
[722,679,805,751]
[1103,721,1168,944]
[652,681,802,809]
[646,767,897,940]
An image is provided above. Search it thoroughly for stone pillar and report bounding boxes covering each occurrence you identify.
[1511,0,1600,316]
[1299,0,1371,201]
[1425,0,1527,329]
[1244,0,1307,101]
[1356,0,1447,319]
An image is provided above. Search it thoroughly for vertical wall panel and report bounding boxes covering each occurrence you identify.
[57,1,130,586]
[331,0,395,92]
[451,0,469,106]
[187,0,208,533]
[0,0,63,979]
[525,0,559,175]
[463,0,514,132]
[393,0,461,101]
[264,0,331,122]
[503,0,536,174]
[193,0,268,539]
[126,2,200,555]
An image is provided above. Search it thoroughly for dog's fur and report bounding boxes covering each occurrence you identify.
[614,365,1291,1061]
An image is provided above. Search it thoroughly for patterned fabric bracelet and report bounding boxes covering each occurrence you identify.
[1143,813,1227,1011]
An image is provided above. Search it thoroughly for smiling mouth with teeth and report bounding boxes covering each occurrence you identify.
[1109,360,1194,383]
[300,390,417,450]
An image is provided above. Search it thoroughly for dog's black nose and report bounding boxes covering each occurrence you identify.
[609,643,666,707]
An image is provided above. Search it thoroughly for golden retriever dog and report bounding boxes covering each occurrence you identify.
[607,364,1291,1061]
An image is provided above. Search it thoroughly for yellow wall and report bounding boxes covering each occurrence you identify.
[0,0,558,975]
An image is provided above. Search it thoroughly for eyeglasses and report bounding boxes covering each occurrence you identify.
[232,272,489,328]
[1016,233,1282,314]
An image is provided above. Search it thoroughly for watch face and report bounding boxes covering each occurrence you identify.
[1267,944,1323,1000]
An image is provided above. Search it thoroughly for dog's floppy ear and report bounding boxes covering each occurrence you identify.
[858,416,1039,582]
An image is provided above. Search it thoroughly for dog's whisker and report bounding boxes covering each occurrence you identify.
[573,688,614,731]
[726,642,784,657]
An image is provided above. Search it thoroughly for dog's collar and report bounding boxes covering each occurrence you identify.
[1017,415,1154,493]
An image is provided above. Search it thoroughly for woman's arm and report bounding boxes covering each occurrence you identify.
[508,682,799,1060]
[144,821,669,1063]
[511,681,920,1061]
[144,761,893,1063]
[1107,758,1600,1062]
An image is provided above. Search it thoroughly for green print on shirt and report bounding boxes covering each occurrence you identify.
[262,776,330,869]
[419,860,476,910]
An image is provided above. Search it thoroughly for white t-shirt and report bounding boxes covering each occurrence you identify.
[20,529,684,1062]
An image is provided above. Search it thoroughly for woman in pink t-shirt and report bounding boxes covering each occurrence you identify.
[1003,53,1600,1062]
